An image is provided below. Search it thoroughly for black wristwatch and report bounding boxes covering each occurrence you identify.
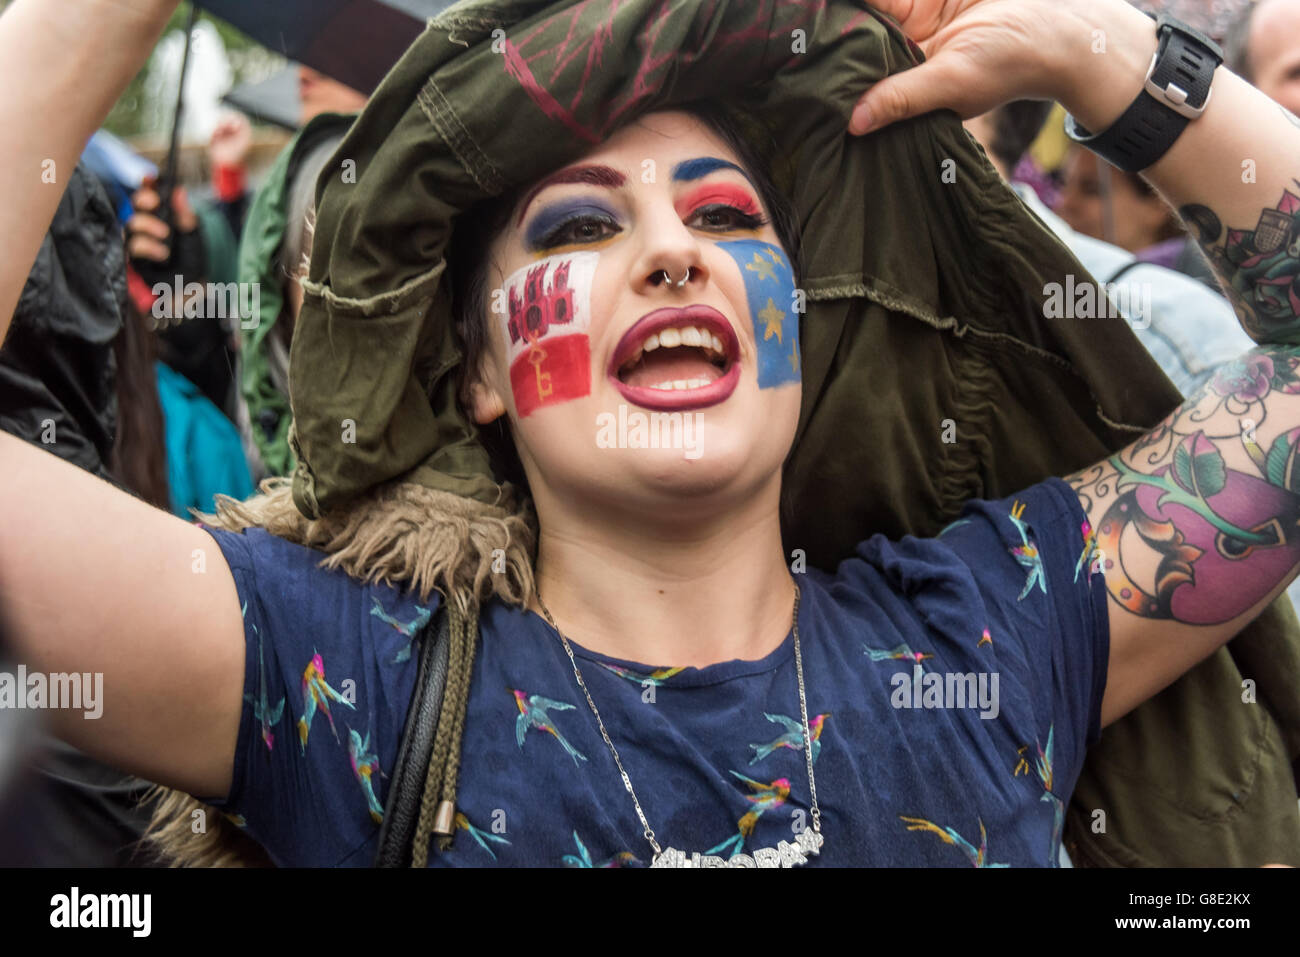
[1064,13,1223,174]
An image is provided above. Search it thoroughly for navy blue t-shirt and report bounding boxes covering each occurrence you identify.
[199,477,1108,867]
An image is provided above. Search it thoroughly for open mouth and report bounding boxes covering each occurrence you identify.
[608,306,742,410]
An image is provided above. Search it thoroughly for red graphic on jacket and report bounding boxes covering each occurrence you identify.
[504,252,597,418]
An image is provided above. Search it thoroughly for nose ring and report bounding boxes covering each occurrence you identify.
[661,268,691,288]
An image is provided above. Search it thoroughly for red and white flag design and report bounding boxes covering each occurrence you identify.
[502,252,598,417]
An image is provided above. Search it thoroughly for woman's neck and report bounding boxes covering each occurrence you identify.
[528,476,796,668]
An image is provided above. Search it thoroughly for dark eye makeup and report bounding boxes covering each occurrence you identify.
[523,181,769,252]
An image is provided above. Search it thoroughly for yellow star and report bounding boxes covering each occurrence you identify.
[758,298,785,343]
[789,337,799,373]
[746,251,776,283]
[765,246,783,268]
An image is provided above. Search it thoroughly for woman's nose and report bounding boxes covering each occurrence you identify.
[632,206,707,293]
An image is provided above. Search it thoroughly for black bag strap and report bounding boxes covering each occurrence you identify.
[373,604,450,867]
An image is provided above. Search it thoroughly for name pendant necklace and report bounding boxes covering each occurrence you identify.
[536,582,825,868]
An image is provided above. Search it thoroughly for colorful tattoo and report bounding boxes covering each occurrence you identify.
[717,239,801,388]
[1179,183,1300,341]
[501,251,598,417]
[1068,345,1300,625]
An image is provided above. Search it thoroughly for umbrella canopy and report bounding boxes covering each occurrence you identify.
[222,67,301,131]
[191,0,456,94]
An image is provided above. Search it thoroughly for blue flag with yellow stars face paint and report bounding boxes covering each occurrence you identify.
[717,240,801,389]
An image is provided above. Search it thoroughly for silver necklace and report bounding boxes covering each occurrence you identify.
[536,582,824,868]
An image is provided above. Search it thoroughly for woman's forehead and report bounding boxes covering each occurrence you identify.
[572,109,742,170]
[509,110,756,225]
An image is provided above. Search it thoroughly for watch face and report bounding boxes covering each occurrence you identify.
[1254,209,1291,255]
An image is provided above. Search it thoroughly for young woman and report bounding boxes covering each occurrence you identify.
[2,0,1299,867]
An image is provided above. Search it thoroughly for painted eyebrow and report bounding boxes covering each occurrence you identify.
[516,164,627,226]
[671,156,756,188]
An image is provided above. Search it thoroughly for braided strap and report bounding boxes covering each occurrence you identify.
[411,594,480,867]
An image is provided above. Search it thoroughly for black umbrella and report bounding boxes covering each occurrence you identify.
[191,0,456,95]
[222,67,301,132]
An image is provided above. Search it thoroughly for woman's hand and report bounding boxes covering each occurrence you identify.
[850,0,1156,135]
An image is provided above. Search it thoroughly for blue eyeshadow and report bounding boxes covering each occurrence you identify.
[524,199,620,249]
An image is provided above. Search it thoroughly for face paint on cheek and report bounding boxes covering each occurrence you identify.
[716,240,801,388]
[502,251,599,417]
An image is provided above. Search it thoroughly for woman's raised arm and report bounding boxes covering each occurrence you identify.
[0,0,177,330]
[850,0,1300,723]
[0,0,245,800]
[854,0,1300,345]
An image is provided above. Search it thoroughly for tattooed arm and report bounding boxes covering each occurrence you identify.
[1059,8,1300,725]
[852,2,1300,723]
[1068,345,1300,726]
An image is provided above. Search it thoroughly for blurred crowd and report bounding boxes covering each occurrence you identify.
[0,0,1297,865]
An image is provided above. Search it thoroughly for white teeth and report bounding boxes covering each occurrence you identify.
[632,326,725,357]
[648,378,710,391]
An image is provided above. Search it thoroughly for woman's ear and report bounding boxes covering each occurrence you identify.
[467,375,508,425]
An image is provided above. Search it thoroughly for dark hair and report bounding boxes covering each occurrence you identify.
[1221,1,1258,82]
[109,299,171,511]
[447,101,803,488]
[985,100,1055,172]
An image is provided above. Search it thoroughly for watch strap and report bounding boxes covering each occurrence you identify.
[1065,14,1223,174]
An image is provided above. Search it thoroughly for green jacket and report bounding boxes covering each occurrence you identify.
[286,0,1300,866]
[236,113,356,478]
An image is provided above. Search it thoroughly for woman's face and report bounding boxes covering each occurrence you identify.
[1055,147,1175,254]
[468,110,802,518]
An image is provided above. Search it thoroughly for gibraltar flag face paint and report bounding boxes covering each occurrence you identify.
[502,251,599,417]
[716,240,801,388]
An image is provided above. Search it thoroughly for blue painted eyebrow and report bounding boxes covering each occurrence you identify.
[671,157,753,184]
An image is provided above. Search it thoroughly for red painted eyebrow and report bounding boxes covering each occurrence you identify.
[516,164,627,226]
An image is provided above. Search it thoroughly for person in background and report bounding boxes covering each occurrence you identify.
[968,103,1255,399]
[125,178,255,519]
[1222,0,1300,116]
[207,111,254,242]
[1055,145,1219,287]
[297,65,367,125]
